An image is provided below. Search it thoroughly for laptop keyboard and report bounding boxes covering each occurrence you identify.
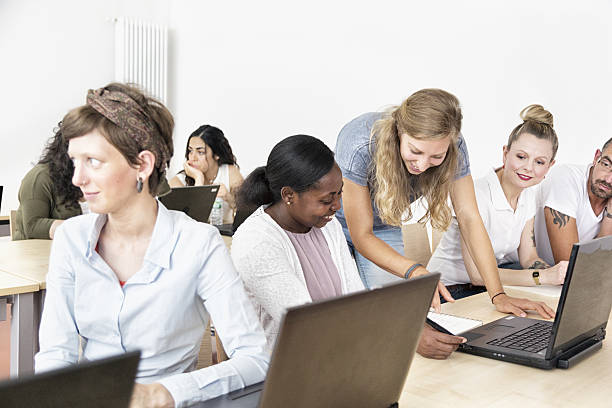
[486,322,552,353]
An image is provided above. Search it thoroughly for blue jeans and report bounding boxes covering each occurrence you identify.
[343,226,404,289]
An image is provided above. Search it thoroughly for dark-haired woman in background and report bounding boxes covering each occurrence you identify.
[14,126,84,240]
[169,125,243,222]
[231,135,364,353]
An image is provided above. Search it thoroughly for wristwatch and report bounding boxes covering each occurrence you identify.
[532,270,541,286]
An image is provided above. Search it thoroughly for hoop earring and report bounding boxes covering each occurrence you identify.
[136,177,144,193]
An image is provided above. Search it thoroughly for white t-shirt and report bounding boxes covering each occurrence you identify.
[428,168,537,286]
[534,164,603,265]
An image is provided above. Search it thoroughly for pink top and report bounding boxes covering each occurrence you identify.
[285,227,342,301]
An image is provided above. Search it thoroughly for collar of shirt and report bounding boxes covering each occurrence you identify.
[485,167,529,212]
[84,202,177,273]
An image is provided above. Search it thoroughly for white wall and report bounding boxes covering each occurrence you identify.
[0,0,172,215]
[1,0,610,216]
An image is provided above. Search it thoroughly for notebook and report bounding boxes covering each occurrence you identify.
[159,185,219,223]
[0,351,140,408]
[198,274,440,408]
[458,235,612,369]
[427,311,482,335]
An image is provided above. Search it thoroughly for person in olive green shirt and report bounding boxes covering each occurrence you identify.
[14,127,83,240]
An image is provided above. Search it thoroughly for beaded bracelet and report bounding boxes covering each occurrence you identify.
[404,263,423,279]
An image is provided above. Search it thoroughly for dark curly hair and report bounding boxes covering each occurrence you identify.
[182,125,237,186]
[38,123,83,210]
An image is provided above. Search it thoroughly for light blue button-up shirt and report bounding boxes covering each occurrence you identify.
[35,202,269,407]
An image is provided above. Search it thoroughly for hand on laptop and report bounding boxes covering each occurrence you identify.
[417,324,466,359]
[130,383,174,408]
[492,293,555,319]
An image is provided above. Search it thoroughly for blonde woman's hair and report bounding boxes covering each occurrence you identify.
[506,104,558,160]
[371,88,462,230]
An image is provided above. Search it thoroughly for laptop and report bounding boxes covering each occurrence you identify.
[458,235,612,369]
[159,185,219,223]
[0,351,140,408]
[199,273,439,408]
[215,208,251,236]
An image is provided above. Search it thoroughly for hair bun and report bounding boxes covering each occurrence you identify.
[520,104,553,128]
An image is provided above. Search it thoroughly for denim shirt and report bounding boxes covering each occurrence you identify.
[35,202,269,407]
[334,112,471,237]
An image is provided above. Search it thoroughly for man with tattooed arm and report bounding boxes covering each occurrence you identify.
[535,138,612,265]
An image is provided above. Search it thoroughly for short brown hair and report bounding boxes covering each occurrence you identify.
[61,83,174,195]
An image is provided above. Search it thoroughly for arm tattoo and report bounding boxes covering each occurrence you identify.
[548,208,570,229]
[531,228,536,247]
[528,260,549,269]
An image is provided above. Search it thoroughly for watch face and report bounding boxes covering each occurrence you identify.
[533,271,540,278]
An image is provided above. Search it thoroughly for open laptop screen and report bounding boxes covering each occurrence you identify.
[550,236,612,357]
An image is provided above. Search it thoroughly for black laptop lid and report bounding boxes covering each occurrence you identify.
[547,235,612,359]
[159,185,219,223]
[0,351,140,408]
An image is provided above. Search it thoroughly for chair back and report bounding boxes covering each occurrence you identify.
[401,222,432,266]
[9,211,17,241]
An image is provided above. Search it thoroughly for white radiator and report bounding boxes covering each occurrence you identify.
[114,18,168,104]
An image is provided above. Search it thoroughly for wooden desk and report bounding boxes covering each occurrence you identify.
[0,239,50,377]
[399,288,610,407]
[0,270,41,378]
[0,239,51,290]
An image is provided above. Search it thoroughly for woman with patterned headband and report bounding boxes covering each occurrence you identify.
[34,83,268,407]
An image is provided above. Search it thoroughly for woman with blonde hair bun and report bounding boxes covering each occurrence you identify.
[427,104,568,299]
[335,90,555,359]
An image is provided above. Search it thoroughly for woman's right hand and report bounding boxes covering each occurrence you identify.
[541,261,569,285]
[417,324,465,359]
[410,266,454,312]
[183,161,205,185]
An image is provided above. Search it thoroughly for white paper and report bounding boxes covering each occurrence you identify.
[427,311,483,335]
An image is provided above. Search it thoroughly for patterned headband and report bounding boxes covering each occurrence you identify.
[86,87,171,170]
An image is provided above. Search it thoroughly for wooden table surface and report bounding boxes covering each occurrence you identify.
[0,271,39,297]
[0,240,51,290]
[399,287,611,407]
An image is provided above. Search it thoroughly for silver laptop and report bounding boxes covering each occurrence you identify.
[199,274,439,408]
[458,235,612,369]
[0,351,140,407]
[159,185,219,223]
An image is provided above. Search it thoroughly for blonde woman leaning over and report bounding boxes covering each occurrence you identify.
[335,89,554,358]
[428,105,568,300]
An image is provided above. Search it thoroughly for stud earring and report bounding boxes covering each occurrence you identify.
[286,201,291,206]
[136,177,144,193]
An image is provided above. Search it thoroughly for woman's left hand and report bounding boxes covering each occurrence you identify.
[492,293,555,319]
[130,383,174,408]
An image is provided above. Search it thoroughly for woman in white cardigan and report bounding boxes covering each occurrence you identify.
[231,135,364,352]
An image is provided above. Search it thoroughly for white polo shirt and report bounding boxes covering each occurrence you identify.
[534,164,603,265]
[428,168,537,286]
